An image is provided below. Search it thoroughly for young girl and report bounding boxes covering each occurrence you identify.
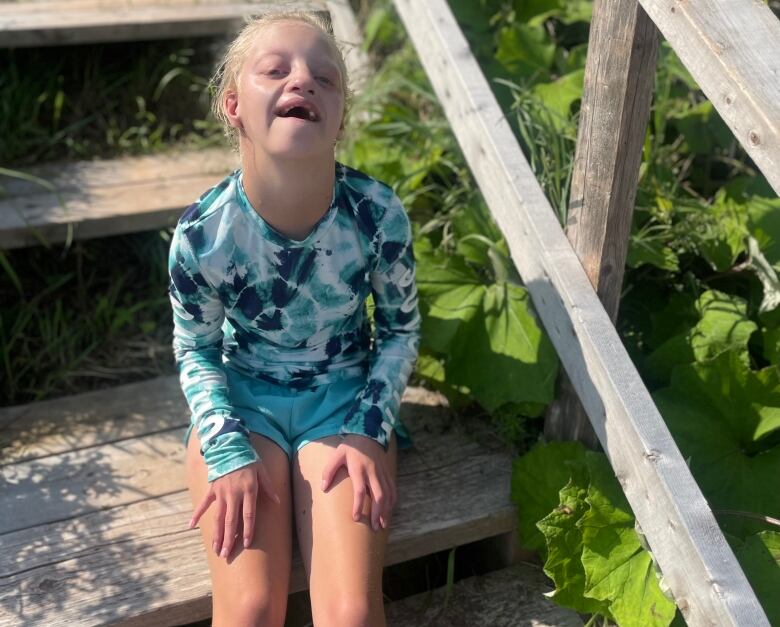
[168,10,420,627]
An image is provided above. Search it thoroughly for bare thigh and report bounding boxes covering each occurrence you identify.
[186,432,292,626]
[293,435,397,627]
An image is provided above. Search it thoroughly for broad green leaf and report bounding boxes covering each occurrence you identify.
[511,441,587,554]
[733,531,780,623]
[417,241,557,410]
[627,235,680,272]
[512,0,563,23]
[579,455,676,627]
[417,255,485,355]
[764,326,780,365]
[747,237,780,316]
[538,478,612,616]
[690,291,757,362]
[748,196,780,265]
[446,283,558,410]
[495,23,555,82]
[646,292,699,351]
[554,42,588,75]
[533,70,584,128]
[669,100,732,155]
[645,290,757,383]
[653,352,780,537]
[558,0,592,23]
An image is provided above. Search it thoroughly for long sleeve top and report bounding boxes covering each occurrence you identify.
[168,163,420,482]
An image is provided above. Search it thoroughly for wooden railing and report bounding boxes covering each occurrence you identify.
[389,0,778,625]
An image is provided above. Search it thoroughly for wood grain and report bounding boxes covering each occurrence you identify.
[0,383,514,626]
[385,562,583,627]
[390,0,769,625]
[0,0,328,47]
[0,148,237,248]
[638,0,780,195]
[545,0,659,447]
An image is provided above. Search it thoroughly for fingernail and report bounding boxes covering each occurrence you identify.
[220,548,229,558]
[353,513,360,522]
[380,516,386,529]
[212,542,218,555]
[188,519,194,529]
[274,494,281,504]
[244,538,251,548]
[321,480,327,491]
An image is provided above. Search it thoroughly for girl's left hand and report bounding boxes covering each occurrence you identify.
[320,435,396,531]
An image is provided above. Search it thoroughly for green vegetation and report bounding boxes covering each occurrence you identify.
[0,39,221,165]
[348,0,780,623]
[1,1,778,623]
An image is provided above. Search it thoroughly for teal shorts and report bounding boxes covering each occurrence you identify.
[185,367,368,459]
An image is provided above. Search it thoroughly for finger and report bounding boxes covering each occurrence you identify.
[242,486,258,549]
[221,496,239,559]
[212,497,226,556]
[321,448,345,492]
[189,490,215,529]
[351,473,367,522]
[257,464,280,504]
[379,475,395,529]
[367,472,385,531]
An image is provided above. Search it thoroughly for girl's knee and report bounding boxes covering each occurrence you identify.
[314,593,382,627]
[213,588,286,627]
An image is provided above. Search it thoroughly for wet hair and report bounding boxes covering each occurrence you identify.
[210,11,352,149]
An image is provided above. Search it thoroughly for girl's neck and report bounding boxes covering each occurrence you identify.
[240,147,336,242]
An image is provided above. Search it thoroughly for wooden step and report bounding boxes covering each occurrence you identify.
[0,379,516,626]
[0,0,327,48]
[0,147,238,249]
[385,563,584,627]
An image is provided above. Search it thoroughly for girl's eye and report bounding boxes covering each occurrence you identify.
[317,76,333,85]
[267,69,286,77]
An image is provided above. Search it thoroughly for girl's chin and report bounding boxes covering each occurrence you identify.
[264,141,335,160]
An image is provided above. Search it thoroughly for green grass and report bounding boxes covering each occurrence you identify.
[0,38,223,167]
[1,232,175,404]
[0,37,232,405]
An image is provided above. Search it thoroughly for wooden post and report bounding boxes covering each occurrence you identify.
[544,0,660,447]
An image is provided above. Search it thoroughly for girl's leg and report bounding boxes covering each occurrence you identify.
[292,435,397,627]
[186,431,293,627]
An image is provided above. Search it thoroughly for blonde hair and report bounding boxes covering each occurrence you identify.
[210,11,352,149]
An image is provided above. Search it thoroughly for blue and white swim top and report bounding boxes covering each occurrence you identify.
[169,162,421,482]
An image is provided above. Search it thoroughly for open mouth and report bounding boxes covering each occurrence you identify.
[277,104,319,122]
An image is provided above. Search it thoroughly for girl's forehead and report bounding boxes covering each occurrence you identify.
[248,21,337,61]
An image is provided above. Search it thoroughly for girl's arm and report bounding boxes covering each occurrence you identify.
[340,193,421,447]
[169,224,260,482]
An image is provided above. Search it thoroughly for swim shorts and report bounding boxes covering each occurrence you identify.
[184,367,367,459]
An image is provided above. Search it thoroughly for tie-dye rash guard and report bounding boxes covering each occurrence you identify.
[169,163,421,482]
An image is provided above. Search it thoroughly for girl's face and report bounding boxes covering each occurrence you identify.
[225,21,346,160]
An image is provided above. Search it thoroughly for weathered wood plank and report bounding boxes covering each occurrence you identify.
[385,563,583,627]
[0,376,448,465]
[390,1,769,625]
[0,0,327,47]
[0,399,514,626]
[638,0,780,195]
[0,376,186,466]
[0,381,458,532]
[325,0,370,94]
[0,148,238,249]
[0,415,493,535]
[1,147,235,197]
[545,0,659,446]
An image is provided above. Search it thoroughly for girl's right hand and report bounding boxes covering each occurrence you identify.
[189,461,280,559]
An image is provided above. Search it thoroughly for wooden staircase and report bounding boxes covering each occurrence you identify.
[0,1,588,624]
[0,379,581,626]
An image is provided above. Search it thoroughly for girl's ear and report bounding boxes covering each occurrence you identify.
[224,91,242,129]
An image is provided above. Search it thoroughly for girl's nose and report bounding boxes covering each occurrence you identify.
[289,68,316,94]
